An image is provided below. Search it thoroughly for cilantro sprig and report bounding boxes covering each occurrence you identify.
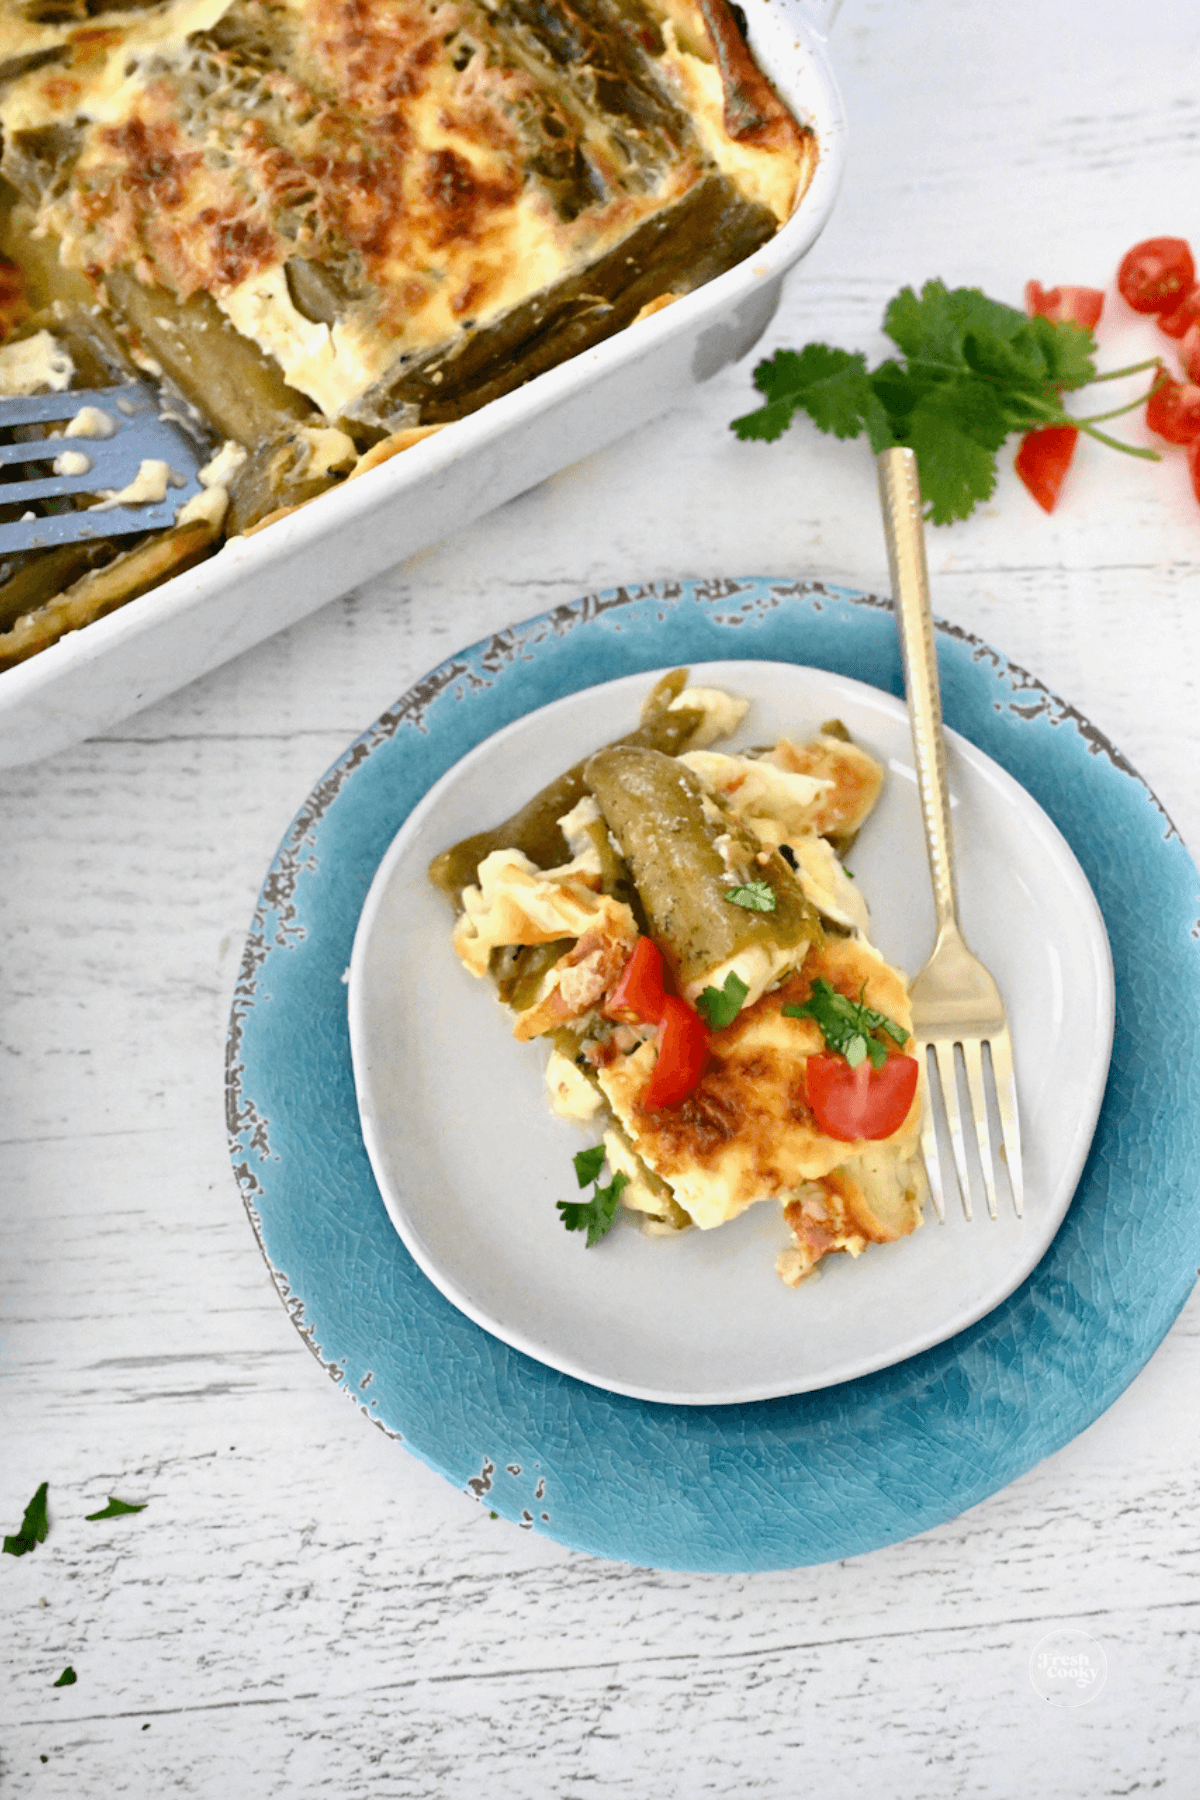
[697,969,749,1030]
[732,280,1162,523]
[783,977,908,1069]
[557,1146,629,1247]
[724,879,775,912]
[3,1481,48,1557]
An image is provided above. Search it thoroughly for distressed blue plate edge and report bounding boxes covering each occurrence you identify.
[225,577,1200,1572]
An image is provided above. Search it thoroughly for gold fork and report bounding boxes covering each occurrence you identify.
[877,446,1024,1222]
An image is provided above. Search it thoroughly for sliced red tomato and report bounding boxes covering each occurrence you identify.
[1179,322,1200,385]
[605,934,666,1023]
[804,1050,919,1143]
[1187,438,1200,511]
[1117,237,1195,315]
[642,996,710,1110]
[1157,283,1200,340]
[1014,425,1078,513]
[1145,374,1200,445]
[1025,280,1104,331]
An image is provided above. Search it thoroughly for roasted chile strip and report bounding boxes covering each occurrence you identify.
[696,0,810,146]
[0,516,220,673]
[428,671,701,903]
[365,172,776,427]
[584,745,820,995]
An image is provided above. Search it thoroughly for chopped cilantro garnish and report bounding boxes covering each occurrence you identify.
[558,1151,629,1247]
[697,970,750,1030]
[725,879,775,912]
[3,1482,48,1557]
[85,1497,147,1521]
[732,280,1161,524]
[783,977,908,1069]
[53,1668,76,1688]
[572,1145,606,1188]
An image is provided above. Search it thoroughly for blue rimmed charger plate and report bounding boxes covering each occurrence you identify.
[226,577,1200,1572]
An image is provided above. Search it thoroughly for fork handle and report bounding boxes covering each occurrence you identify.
[877,447,959,933]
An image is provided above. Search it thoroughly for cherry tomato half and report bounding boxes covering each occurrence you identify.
[605,934,666,1023]
[1014,425,1078,513]
[1157,283,1200,340]
[1145,375,1200,445]
[1179,322,1200,386]
[1117,237,1195,315]
[1025,281,1104,331]
[1187,438,1200,512]
[804,1050,919,1143]
[642,996,711,1110]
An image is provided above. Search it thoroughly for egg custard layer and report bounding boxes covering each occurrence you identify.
[433,673,927,1288]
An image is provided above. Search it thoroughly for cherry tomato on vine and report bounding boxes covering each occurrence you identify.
[1117,237,1195,315]
[1024,281,1104,331]
[804,1051,919,1143]
[642,996,710,1110]
[605,934,666,1023]
[1145,375,1200,445]
[1014,425,1078,513]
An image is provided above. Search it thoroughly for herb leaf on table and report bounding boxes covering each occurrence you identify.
[85,1497,147,1520]
[732,279,1161,523]
[3,1481,49,1557]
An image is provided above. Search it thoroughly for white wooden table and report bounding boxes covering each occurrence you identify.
[3,0,1198,1791]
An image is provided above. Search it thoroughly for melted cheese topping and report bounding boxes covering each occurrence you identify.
[90,457,182,510]
[545,1048,604,1120]
[0,328,73,394]
[766,736,887,839]
[656,19,799,223]
[668,685,750,748]
[63,405,118,440]
[0,0,810,418]
[597,937,918,1231]
[681,749,832,833]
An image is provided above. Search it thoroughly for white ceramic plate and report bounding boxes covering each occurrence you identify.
[347,661,1115,1405]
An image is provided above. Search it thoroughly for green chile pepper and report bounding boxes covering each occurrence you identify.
[583,745,819,994]
[427,670,702,906]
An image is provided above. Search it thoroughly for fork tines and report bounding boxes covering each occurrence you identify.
[917,1025,1024,1223]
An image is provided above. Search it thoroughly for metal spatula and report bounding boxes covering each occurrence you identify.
[0,384,205,555]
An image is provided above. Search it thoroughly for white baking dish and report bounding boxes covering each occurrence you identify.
[0,0,845,768]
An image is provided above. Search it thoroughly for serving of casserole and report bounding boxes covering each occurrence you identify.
[0,0,844,761]
[430,668,926,1287]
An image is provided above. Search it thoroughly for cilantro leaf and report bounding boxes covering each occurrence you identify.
[53,1668,76,1688]
[725,880,775,913]
[85,1497,147,1521]
[732,345,893,448]
[902,378,1010,523]
[557,1170,629,1247]
[3,1482,48,1557]
[784,978,908,1070]
[572,1145,606,1188]
[734,278,1153,523]
[1028,313,1096,391]
[697,970,750,1030]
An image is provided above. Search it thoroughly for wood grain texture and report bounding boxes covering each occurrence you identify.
[3,0,1200,1790]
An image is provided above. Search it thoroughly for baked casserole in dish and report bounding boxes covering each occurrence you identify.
[0,0,843,755]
